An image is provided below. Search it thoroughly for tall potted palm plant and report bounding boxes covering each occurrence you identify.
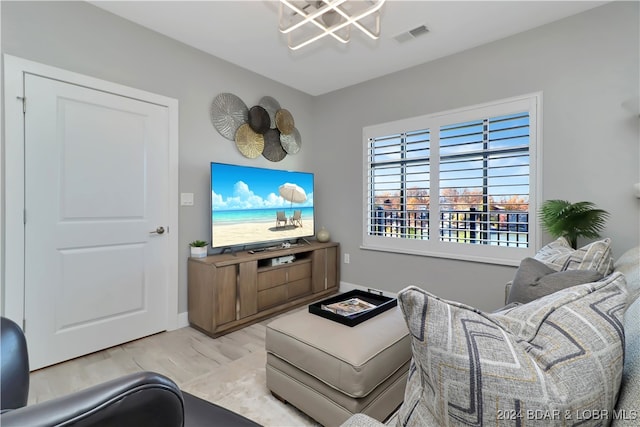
[538,200,609,249]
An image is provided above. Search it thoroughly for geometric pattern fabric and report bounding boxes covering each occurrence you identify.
[396,272,627,426]
[534,237,614,276]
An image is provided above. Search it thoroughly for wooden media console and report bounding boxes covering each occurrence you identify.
[188,241,340,337]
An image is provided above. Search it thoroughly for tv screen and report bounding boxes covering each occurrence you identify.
[210,162,315,249]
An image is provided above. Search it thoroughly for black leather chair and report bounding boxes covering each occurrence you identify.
[0,317,261,427]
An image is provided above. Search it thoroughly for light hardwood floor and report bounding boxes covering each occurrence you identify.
[28,316,319,426]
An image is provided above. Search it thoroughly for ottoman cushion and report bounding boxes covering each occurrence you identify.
[266,305,410,398]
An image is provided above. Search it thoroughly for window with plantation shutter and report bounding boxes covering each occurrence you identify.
[367,129,431,240]
[363,93,541,265]
[439,113,530,247]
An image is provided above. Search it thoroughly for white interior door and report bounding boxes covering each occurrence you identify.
[23,73,171,370]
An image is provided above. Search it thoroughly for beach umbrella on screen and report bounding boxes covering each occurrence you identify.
[279,183,307,213]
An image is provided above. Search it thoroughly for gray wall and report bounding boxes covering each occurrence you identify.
[3,1,638,314]
[1,1,316,315]
[310,1,639,310]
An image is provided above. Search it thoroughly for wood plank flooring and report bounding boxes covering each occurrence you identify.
[28,317,319,426]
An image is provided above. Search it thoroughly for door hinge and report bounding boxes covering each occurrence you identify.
[17,96,26,113]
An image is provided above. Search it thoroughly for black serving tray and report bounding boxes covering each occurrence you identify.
[309,289,397,327]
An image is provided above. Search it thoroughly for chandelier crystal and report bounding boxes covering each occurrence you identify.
[279,0,386,51]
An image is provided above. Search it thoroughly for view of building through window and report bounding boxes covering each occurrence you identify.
[367,107,531,249]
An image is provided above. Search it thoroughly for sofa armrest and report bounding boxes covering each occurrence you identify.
[505,281,513,305]
[341,413,388,427]
[0,317,29,411]
[0,371,183,427]
[612,295,640,426]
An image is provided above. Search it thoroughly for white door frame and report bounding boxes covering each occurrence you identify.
[2,54,180,331]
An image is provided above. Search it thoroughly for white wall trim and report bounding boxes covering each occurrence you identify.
[177,311,190,329]
[2,54,180,331]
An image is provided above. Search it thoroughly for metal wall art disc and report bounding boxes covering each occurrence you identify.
[280,127,301,154]
[248,105,270,134]
[210,93,248,141]
[262,128,287,162]
[275,109,295,135]
[235,123,265,159]
[259,96,281,128]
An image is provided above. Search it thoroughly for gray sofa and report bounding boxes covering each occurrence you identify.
[343,245,639,427]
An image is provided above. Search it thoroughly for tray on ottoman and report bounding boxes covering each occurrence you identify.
[309,289,397,326]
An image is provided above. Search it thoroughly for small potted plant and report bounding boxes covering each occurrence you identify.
[189,240,208,258]
[539,200,609,249]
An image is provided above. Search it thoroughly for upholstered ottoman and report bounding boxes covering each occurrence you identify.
[265,305,410,427]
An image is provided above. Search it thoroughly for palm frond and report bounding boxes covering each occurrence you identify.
[538,200,609,249]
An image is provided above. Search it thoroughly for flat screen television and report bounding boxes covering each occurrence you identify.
[210,162,315,250]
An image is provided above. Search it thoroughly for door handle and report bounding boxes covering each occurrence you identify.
[150,226,166,235]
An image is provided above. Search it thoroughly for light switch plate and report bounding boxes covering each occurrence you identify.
[180,193,194,206]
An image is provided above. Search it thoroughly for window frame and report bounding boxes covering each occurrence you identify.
[362,93,543,266]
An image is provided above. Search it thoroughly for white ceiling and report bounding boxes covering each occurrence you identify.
[89,1,609,96]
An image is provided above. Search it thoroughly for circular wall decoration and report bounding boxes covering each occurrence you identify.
[280,127,301,154]
[262,128,287,162]
[210,93,248,141]
[235,123,264,159]
[258,96,281,129]
[275,109,295,135]
[248,105,270,134]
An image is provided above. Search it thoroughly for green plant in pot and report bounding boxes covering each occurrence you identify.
[189,240,208,258]
[538,200,609,249]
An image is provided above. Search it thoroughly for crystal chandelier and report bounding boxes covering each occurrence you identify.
[279,0,386,51]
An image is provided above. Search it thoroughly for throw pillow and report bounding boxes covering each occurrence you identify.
[397,273,627,427]
[614,246,640,306]
[534,236,614,275]
[507,257,603,304]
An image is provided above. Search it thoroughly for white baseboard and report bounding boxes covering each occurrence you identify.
[176,311,189,329]
[339,281,398,298]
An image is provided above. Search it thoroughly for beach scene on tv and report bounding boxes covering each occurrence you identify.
[211,163,314,248]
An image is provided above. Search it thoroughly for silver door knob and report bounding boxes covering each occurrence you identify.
[150,226,165,235]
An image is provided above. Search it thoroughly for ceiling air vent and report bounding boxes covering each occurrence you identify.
[393,25,429,43]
